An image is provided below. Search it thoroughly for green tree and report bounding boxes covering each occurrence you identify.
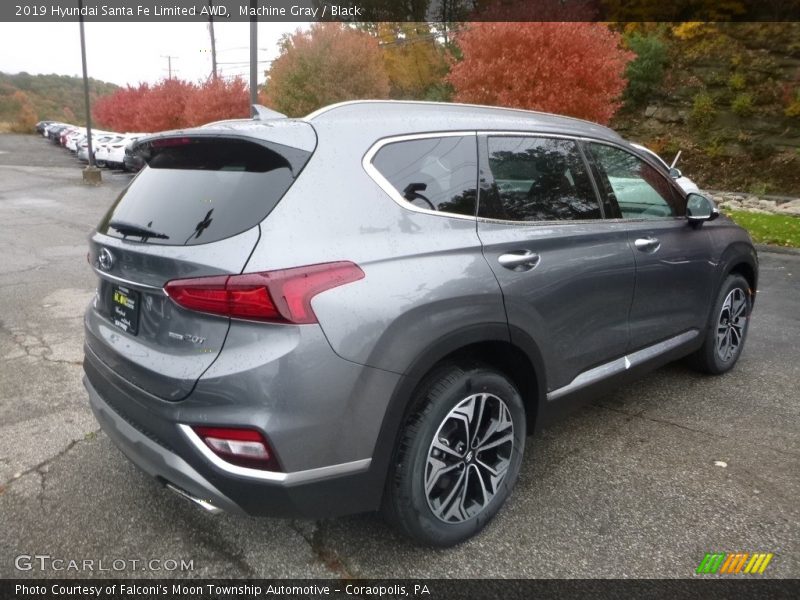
[623,32,668,107]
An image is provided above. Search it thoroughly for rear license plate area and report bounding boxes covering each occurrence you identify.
[110,284,140,335]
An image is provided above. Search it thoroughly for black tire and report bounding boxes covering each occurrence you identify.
[688,274,752,374]
[383,363,526,547]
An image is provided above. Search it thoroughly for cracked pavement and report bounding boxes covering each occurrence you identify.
[1,133,798,579]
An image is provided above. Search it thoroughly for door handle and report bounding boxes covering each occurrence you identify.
[634,237,661,253]
[498,250,540,271]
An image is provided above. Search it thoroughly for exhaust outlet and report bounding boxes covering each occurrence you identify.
[165,483,223,514]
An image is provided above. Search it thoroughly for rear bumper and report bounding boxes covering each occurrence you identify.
[83,340,398,518]
[85,374,244,515]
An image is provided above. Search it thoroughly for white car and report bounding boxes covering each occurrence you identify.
[94,134,124,167]
[65,128,85,152]
[75,132,114,162]
[631,143,700,194]
[106,134,143,169]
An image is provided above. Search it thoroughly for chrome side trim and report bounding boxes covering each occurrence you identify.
[362,131,479,222]
[179,424,372,485]
[546,330,699,401]
[91,266,164,292]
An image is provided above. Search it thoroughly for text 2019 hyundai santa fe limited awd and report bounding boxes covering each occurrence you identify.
[83,100,757,546]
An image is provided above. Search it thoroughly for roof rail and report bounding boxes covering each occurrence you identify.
[251,104,287,120]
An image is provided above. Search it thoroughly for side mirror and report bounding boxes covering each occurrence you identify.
[686,193,719,226]
[668,167,682,179]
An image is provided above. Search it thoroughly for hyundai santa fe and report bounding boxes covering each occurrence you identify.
[83,100,757,546]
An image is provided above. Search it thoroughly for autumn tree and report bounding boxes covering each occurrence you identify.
[94,77,250,132]
[373,23,451,100]
[262,23,390,117]
[0,71,119,127]
[183,77,249,126]
[448,22,634,124]
[134,78,195,132]
[62,106,76,123]
[10,90,37,132]
[93,83,151,131]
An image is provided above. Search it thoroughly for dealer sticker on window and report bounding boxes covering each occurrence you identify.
[111,285,140,335]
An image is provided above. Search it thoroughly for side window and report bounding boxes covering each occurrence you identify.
[480,136,602,221]
[588,143,683,219]
[371,136,477,216]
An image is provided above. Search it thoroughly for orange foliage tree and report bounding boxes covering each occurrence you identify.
[10,90,37,133]
[184,77,249,125]
[93,83,151,131]
[262,23,390,117]
[448,22,634,124]
[133,79,195,132]
[93,77,249,132]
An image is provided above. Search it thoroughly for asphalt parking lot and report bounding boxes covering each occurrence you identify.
[0,133,798,579]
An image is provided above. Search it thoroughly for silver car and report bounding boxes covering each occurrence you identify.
[631,143,700,194]
[84,101,757,546]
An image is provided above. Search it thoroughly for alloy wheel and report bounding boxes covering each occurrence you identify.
[716,288,747,362]
[424,393,514,523]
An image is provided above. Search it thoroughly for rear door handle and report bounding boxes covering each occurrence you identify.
[634,237,661,253]
[498,250,540,271]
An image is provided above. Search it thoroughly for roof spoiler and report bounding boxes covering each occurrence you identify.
[251,104,287,120]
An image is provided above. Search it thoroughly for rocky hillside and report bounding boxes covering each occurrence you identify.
[612,23,800,196]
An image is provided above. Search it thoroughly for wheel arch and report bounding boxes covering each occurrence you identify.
[367,323,547,503]
[720,242,758,307]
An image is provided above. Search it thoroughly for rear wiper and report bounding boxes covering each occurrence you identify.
[109,220,169,240]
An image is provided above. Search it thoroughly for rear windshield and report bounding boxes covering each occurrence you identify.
[98,137,312,245]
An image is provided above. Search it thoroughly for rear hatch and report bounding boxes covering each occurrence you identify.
[85,122,316,400]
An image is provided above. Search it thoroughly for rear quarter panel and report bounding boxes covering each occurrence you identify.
[242,125,506,375]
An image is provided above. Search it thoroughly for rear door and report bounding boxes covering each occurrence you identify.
[584,141,715,352]
[85,130,314,400]
[476,133,636,393]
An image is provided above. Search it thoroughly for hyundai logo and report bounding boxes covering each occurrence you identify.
[98,248,115,271]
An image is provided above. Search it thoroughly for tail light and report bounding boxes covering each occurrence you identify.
[192,426,280,471]
[164,261,364,324]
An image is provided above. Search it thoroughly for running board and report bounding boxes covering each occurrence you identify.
[546,330,699,402]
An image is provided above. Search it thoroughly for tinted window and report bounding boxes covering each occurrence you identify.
[481,136,601,221]
[371,136,477,216]
[588,143,682,219]
[98,138,311,245]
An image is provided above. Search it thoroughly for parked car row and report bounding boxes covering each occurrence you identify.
[35,121,146,172]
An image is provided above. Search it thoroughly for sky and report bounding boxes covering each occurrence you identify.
[0,21,307,86]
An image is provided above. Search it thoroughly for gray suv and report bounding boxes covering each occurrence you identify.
[83,101,757,546]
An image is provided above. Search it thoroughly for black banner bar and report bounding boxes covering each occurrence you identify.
[3,0,800,23]
[3,579,800,600]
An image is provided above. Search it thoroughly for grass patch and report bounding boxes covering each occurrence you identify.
[724,210,800,248]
